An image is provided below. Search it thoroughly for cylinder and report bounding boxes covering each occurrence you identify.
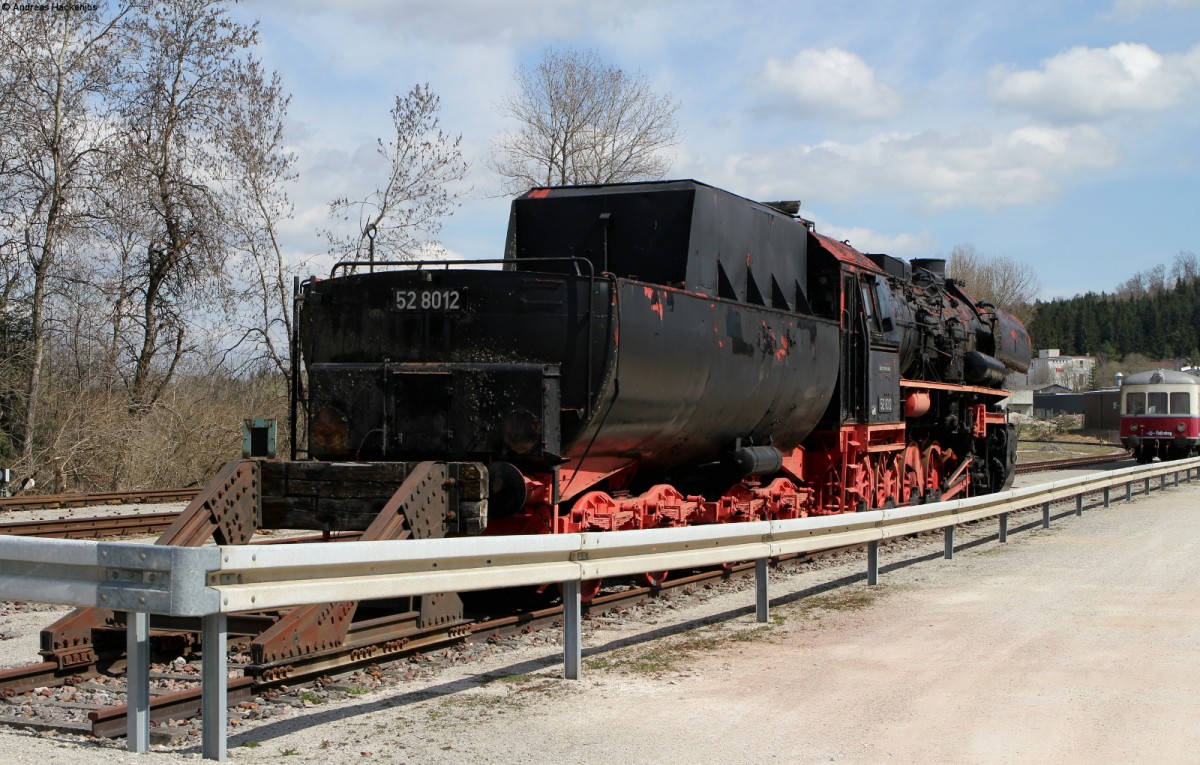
[903,391,931,418]
[731,446,784,477]
[964,351,1008,387]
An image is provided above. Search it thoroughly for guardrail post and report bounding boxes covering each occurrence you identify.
[999,512,1008,543]
[1075,494,1083,516]
[867,541,879,585]
[126,611,150,754]
[563,580,581,680]
[1145,477,1151,495]
[1173,470,1179,487]
[1126,482,1132,502]
[1161,474,1167,491]
[755,558,769,623]
[944,526,954,559]
[1103,487,1110,508]
[1042,501,1050,528]
[202,613,228,762]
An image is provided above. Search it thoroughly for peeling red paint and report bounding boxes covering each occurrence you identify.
[775,334,790,362]
[644,286,665,320]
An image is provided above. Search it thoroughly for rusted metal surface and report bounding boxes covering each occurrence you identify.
[1014,450,1132,474]
[0,512,178,538]
[249,462,465,668]
[39,461,261,670]
[0,488,197,511]
[156,460,260,546]
[0,661,96,696]
[87,677,256,739]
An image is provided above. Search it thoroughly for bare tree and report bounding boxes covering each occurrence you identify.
[0,5,132,470]
[946,243,1040,324]
[222,61,300,377]
[324,84,468,262]
[489,48,680,193]
[1169,250,1198,286]
[1144,263,1167,294]
[114,0,263,411]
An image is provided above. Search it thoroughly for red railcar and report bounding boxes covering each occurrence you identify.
[1120,369,1200,463]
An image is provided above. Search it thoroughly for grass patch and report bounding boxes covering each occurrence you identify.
[804,590,876,612]
[298,690,323,705]
[493,673,533,684]
[585,624,776,675]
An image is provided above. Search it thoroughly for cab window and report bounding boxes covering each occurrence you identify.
[1125,392,1145,415]
[1171,392,1191,414]
[1147,392,1168,414]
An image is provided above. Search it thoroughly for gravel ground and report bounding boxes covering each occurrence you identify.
[1,479,1198,763]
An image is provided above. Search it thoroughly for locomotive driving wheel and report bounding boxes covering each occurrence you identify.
[637,570,670,587]
[579,579,603,602]
[851,457,876,510]
[922,444,946,501]
[875,454,900,508]
[901,444,924,504]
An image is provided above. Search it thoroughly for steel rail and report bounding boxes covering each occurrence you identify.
[1014,450,1131,474]
[0,512,179,539]
[0,488,197,512]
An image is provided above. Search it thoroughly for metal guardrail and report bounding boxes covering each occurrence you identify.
[0,457,1197,761]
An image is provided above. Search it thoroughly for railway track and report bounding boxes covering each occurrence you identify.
[0,450,1143,741]
[0,450,1131,540]
[0,488,197,512]
[1013,449,1131,474]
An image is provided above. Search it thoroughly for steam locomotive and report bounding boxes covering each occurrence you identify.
[298,179,1030,543]
[39,179,1035,669]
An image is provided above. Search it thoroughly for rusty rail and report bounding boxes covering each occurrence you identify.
[0,488,197,512]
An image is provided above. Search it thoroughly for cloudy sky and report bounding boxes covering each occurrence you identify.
[231,0,1200,299]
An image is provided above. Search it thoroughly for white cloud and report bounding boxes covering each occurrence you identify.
[720,125,1121,212]
[989,43,1200,123]
[758,48,900,122]
[810,221,936,257]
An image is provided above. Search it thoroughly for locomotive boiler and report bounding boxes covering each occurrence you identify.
[37,179,1032,671]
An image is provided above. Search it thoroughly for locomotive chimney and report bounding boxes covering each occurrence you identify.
[911,258,946,281]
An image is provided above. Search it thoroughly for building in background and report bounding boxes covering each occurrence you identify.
[1028,349,1095,392]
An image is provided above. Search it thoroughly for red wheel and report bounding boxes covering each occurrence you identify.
[851,457,875,510]
[580,579,602,602]
[637,571,670,587]
[922,445,944,501]
[901,445,923,504]
[877,455,900,508]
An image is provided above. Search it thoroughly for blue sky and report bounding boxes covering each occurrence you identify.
[232,0,1200,300]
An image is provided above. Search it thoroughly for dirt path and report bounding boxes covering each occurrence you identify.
[2,481,1198,763]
